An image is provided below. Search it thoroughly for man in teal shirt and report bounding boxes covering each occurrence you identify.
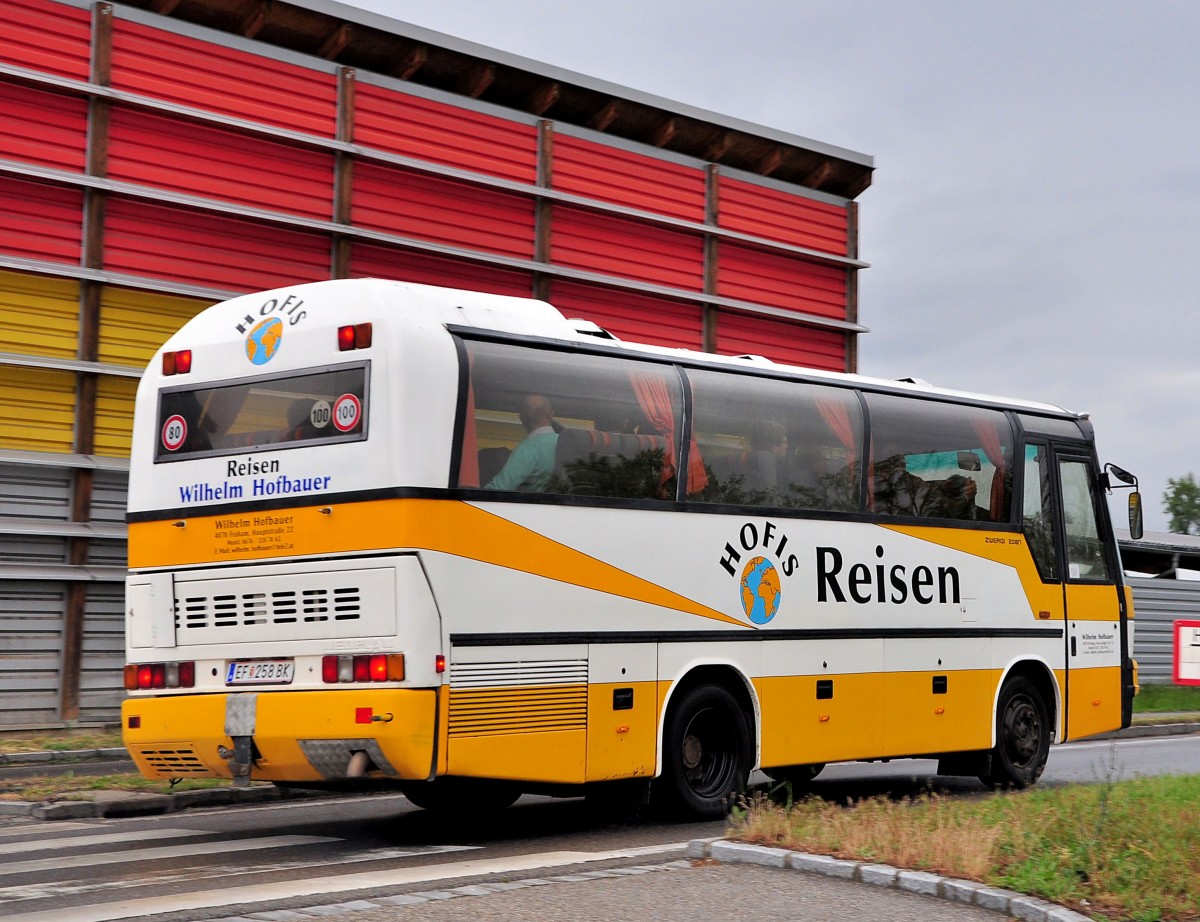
[486,394,558,491]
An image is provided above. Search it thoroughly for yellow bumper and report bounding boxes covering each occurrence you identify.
[122,688,438,783]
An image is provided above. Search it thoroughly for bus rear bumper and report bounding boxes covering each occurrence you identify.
[122,688,438,784]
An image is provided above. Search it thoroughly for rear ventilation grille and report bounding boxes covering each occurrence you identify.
[448,659,589,737]
[178,586,363,630]
[135,746,209,776]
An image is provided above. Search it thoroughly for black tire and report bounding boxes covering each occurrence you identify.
[979,676,1050,789]
[398,777,521,814]
[658,684,752,819]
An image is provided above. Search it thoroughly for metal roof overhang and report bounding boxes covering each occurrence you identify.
[115,0,874,199]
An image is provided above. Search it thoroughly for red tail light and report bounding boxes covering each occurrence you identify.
[126,661,196,690]
[322,653,404,683]
[337,323,372,351]
[162,349,192,375]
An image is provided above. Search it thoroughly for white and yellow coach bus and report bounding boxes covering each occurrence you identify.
[122,278,1142,817]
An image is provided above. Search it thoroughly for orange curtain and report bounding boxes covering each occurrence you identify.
[972,417,1007,521]
[630,371,707,495]
[458,354,480,487]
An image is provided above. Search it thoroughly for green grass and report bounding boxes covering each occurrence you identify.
[0,771,240,802]
[732,774,1200,921]
[1134,683,1200,713]
[0,728,124,756]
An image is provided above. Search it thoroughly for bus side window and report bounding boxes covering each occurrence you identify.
[1022,444,1058,580]
[865,394,1013,524]
[459,340,684,501]
[688,370,862,512]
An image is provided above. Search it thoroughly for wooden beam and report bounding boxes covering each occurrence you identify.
[758,144,783,177]
[394,45,427,80]
[803,158,834,191]
[318,23,352,60]
[460,63,495,99]
[527,82,560,115]
[704,130,732,161]
[651,117,677,147]
[240,1,269,39]
[589,99,621,132]
[149,0,180,13]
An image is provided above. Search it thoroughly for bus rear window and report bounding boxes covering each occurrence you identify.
[155,364,367,462]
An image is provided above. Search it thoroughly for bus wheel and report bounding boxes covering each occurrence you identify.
[980,676,1050,789]
[399,778,521,814]
[659,684,751,818]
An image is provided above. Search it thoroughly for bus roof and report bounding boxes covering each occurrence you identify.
[170,278,1081,422]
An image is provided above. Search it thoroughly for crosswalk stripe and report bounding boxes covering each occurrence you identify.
[0,834,336,878]
[0,842,688,922]
[0,828,207,857]
[0,822,93,838]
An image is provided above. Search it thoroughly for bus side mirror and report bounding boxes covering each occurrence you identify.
[1128,491,1143,540]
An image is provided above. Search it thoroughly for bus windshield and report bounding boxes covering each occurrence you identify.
[155,363,368,462]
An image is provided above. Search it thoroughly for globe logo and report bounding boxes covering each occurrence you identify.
[246,317,283,365]
[740,555,781,625]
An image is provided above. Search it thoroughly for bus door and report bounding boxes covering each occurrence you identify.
[1051,448,1125,740]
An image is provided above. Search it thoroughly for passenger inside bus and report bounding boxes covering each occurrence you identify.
[485,394,559,492]
[744,420,789,497]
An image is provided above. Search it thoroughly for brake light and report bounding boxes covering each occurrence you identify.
[125,661,196,690]
[321,653,404,683]
[337,323,372,351]
[162,349,192,375]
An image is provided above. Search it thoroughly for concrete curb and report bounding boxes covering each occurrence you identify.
[0,784,318,820]
[0,747,132,766]
[687,838,1093,922]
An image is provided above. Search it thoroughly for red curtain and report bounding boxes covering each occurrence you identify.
[458,356,480,487]
[972,417,1007,520]
[630,371,707,495]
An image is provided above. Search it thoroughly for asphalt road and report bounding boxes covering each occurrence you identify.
[1,730,1195,922]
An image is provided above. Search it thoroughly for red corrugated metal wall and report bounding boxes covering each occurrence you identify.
[718,174,847,253]
[550,281,703,349]
[0,82,88,173]
[355,84,537,183]
[110,20,337,136]
[107,107,335,218]
[0,4,858,376]
[716,311,846,370]
[0,2,863,361]
[0,0,91,81]
[552,135,706,221]
[551,207,704,291]
[104,198,329,291]
[0,176,82,264]
[353,162,535,259]
[350,243,533,298]
[717,242,846,320]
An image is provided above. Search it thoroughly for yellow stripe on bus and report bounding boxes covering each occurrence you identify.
[129,497,748,628]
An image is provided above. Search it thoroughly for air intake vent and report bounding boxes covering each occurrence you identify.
[179,586,363,630]
[169,566,396,645]
[135,746,208,776]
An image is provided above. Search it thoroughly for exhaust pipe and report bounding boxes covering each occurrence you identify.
[347,750,372,778]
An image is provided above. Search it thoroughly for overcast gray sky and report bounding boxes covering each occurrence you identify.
[345,0,1199,533]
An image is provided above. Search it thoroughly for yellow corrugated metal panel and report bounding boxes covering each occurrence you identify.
[0,270,80,359]
[0,365,76,452]
[99,287,214,367]
[95,375,138,457]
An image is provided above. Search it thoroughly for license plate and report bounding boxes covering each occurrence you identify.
[226,660,295,685]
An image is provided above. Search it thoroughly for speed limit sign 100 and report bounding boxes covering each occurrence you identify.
[332,394,361,432]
